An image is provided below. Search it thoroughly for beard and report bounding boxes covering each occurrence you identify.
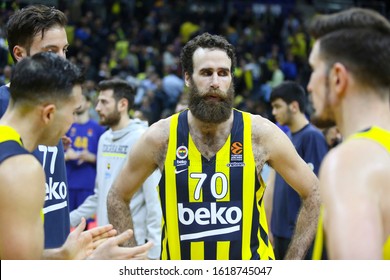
[188,81,234,124]
[99,109,121,127]
[311,113,336,128]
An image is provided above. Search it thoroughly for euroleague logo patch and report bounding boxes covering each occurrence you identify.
[176,145,188,159]
[230,141,243,163]
[230,142,243,155]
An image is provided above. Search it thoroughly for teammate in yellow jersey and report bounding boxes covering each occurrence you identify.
[307,8,390,259]
[107,32,320,259]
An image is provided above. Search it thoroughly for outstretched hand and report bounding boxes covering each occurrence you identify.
[87,230,153,260]
[61,218,117,259]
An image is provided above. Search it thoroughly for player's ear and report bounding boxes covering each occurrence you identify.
[41,104,56,125]
[13,45,28,62]
[117,98,128,112]
[290,100,299,113]
[184,72,192,87]
[330,62,348,100]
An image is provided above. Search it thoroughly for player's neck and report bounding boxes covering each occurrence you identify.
[0,111,41,152]
[188,111,234,160]
[339,97,390,138]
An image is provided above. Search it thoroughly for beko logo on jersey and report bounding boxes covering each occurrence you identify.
[174,159,190,167]
[178,201,242,241]
[45,177,67,200]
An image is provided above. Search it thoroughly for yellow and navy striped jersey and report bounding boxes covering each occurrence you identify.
[158,109,274,260]
[312,126,390,260]
[0,125,45,222]
[0,125,27,162]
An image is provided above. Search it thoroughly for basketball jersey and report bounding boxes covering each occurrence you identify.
[313,126,390,259]
[0,125,28,162]
[158,109,274,260]
[1,85,69,248]
[0,125,44,221]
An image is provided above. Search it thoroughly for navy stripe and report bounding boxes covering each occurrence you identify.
[176,110,190,259]
[229,110,244,259]
[0,140,29,164]
[159,170,167,259]
[250,175,262,259]
[203,156,217,259]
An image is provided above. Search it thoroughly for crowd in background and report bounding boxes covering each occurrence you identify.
[0,0,388,125]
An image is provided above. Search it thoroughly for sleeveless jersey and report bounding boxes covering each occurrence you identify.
[0,125,28,162]
[0,125,44,221]
[33,142,70,248]
[0,85,70,248]
[158,109,274,260]
[313,126,390,259]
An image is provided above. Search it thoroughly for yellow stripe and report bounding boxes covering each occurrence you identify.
[215,135,231,260]
[257,178,274,259]
[241,112,255,259]
[347,126,390,152]
[384,237,390,260]
[312,206,324,260]
[188,134,204,259]
[163,114,181,259]
[160,218,168,260]
[0,125,23,145]
[241,111,274,260]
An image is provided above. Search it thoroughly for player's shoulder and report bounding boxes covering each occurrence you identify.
[250,113,276,133]
[148,116,171,136]
[0,153,44,189]
[249,113,287,144]
[320,139,385,181]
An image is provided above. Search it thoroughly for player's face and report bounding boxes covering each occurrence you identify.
[46,85,83,146]
[307,41,336,128]
[271,98,293,126]
[95,89,121,127]
[26,26,69,59]
[187,48,234,123]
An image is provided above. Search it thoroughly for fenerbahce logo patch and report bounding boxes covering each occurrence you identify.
[174,145,190,168]
[228,141,245,168]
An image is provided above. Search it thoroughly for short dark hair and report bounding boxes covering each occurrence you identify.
[10,52,83,105]
[270,81,306,112]
[97,78,135,111]
[6,4,67,63]
[308,8,390,95]
[180,32,236,76]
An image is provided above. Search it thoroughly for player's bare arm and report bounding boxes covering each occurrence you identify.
[251,114,320,259]
[107,117,170,246]
[0,155,45,259]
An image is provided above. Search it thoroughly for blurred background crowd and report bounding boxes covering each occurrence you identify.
[1,0,389,125]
